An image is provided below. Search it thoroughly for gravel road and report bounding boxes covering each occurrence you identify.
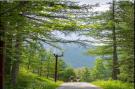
[57,82,101,89]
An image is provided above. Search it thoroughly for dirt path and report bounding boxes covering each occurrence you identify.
[57,82,101,89]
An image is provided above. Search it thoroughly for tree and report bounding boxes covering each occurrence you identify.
[114,1,134,82]
[1,0,94,86]
[86,0,134,82]
[82,68,91,82]
[91,59,107,80]
[112,0,119,80]
[60,67,76,82]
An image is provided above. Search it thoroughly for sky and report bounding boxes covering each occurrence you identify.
[74,0,111,12]
[74,0,111,4]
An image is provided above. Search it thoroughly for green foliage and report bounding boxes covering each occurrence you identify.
[5,68,62,89]
[91,59,107,80]
[74,58,112,82]
[1,1,85,82]
[86,0,134,82]
[2,0,134,88]
[115,1,134,82]
[118,53,134,82]
[81,68,91,82]
[59,67,76,82]
[90,58,112,81]
[87,45,113,56]
[92,80,134,89]
[21,44,67,79]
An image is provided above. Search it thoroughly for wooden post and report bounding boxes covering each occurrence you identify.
[54,53,63,82]
[54,55,58,82]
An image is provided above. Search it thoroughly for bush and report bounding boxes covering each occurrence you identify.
[92,80,134,89]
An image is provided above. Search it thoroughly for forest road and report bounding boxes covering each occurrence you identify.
[57,82,101,89]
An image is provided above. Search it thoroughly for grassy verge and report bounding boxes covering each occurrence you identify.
[5,68,62,89]
[92,80,134,89]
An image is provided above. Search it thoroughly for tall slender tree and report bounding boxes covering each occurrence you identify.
[112,0,119,80]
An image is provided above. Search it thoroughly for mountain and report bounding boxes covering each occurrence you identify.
[63,44,96,68]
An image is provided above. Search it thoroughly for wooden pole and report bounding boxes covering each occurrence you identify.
[54,53,63,82]
[54,55,58,82]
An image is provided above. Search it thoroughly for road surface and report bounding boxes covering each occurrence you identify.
[57,82,101,89]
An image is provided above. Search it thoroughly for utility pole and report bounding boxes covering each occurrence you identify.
[53,53,63,82]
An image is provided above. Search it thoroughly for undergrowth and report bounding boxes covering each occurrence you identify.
[5,68,62,89]
[92,80,134,89]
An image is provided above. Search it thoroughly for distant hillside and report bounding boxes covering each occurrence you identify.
[63,44,96,68]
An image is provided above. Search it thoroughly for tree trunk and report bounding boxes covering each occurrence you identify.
[5,37,12,75]
[0,20,5,89]
[11,36,21,86]
[27,58,30,70]
[112,0,119,80]
[39,61,42,76]
[11,60,20,86]
[47,60,50,78]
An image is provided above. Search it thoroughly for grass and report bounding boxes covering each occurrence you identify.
[5,68,62,89]
[92,80,134,89]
